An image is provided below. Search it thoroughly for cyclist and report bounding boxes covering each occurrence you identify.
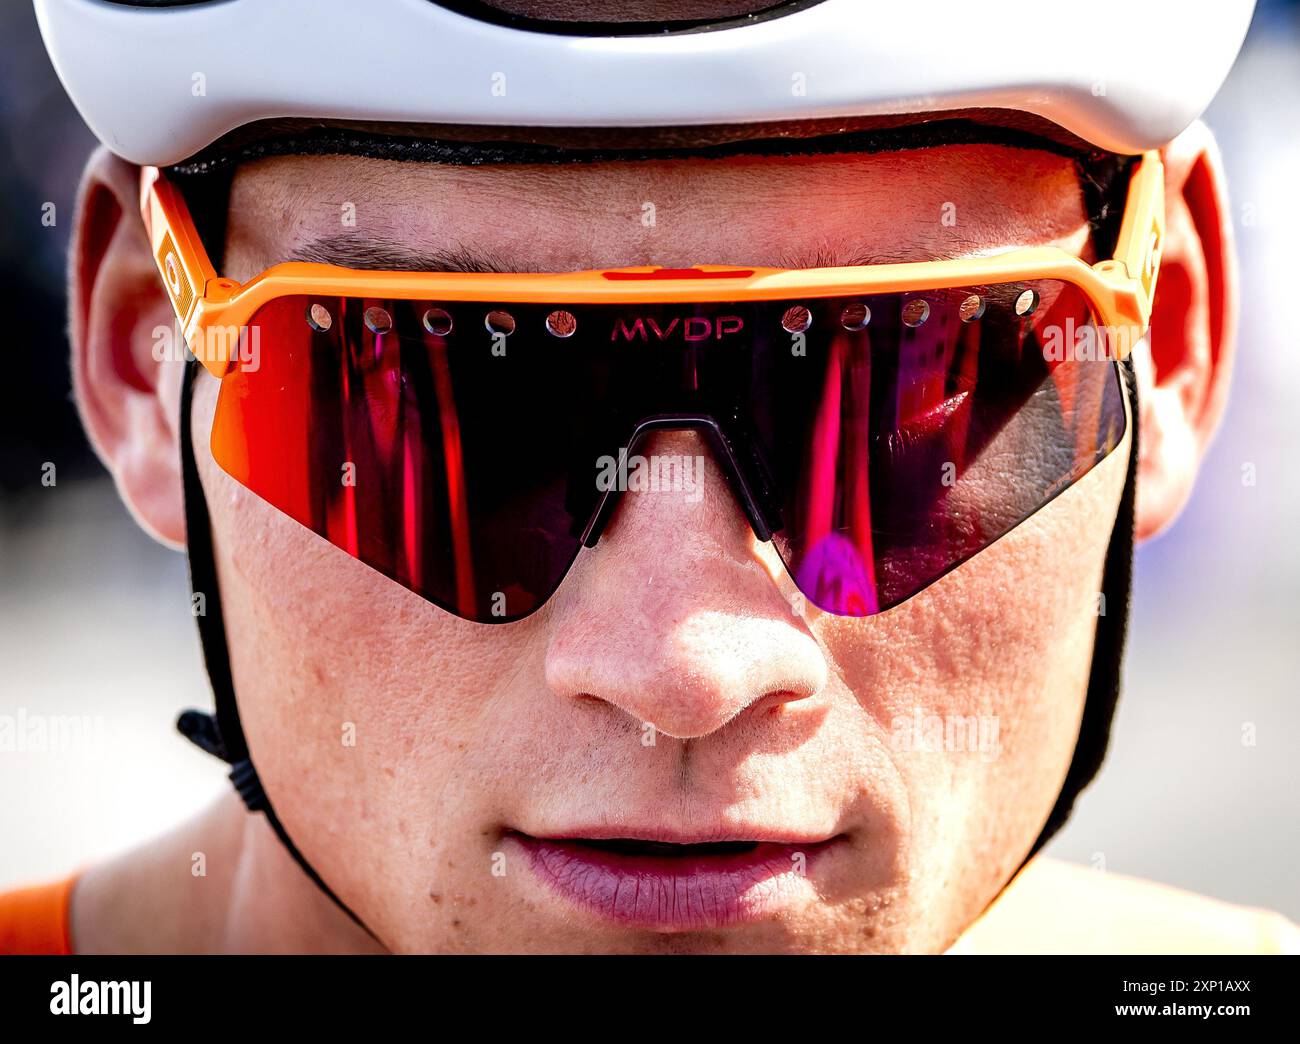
[3,0,1294,953]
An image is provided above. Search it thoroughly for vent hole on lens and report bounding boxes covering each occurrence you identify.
[781,305,812,334]
[840,302,871,330]
[485,309,516,336]
[364,306,393,334]
[902,298,930,328]
[545,309,577,338]
[306,303,333,332]
[958,294,985,323]
[1014,289,1039,317]
[422,307,453,336]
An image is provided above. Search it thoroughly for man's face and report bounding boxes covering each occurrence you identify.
[196,143,1129,952]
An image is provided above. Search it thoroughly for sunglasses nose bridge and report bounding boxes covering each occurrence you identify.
[578,415,780,549]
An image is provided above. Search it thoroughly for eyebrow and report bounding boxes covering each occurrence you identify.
[291,235,515,273]
[290,232,994,274]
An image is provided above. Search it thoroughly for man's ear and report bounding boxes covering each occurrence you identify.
[1133,121,1239,542]
[71,146,188,548]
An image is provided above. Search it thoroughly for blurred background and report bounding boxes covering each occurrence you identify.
[1,2,1296,921]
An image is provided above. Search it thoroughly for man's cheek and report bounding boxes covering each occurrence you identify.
[814,447,1124,827]
[206,464,543,812]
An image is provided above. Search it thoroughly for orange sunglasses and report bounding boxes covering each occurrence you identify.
[141,154,1162,623]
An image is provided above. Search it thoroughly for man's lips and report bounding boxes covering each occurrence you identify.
[509,829,842,932]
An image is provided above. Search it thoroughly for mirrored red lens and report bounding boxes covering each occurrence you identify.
[209,280,1124,622]
[756,282,1125,615]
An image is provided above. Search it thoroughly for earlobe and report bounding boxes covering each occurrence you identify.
[71,147,188,548]
[1133,121,1239,542]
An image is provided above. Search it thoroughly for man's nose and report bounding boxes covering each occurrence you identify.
[544,431,828,740]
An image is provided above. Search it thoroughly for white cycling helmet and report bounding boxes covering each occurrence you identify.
[37,0,1254,166]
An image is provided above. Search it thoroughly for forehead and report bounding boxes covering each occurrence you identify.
[223,143,1090,276]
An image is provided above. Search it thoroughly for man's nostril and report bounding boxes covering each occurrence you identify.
[751,688,816,717]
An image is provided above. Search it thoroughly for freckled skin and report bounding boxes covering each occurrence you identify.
[164,144,1128,954]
